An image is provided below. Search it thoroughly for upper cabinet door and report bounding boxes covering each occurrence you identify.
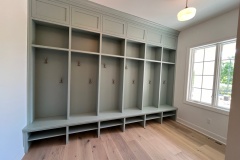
[147,29,162,45]
[127,24,146,42]
[102,16,126,37]
[72,8,101,32]
[32,0,70,25]
[162,35,177,50]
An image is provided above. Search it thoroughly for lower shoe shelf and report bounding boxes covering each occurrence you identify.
[163,111,177,118]
[125,116,144,124]
[146,113,161,120]
[28,128,66,141]
[69,123,98,134]
[100,119,123,129]
[23,105,177,152]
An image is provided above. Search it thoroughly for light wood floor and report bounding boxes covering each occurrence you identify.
[22,119,225,160]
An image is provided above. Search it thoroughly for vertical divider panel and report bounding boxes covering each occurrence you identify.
[29,47,35,123]
[121,118,125,132]
[143,115,146,128]
[28,17,35,124]
[121,39,127,112]
[160,112,163,123]
[23,132,31,153]
[119,58,125,113]
[66,126,69,143]
[97,34,103,116]
[67,27,72,119]
[158,47,164,107]
[154,64,161,107]
[97,121,101,137]
[123,118,126,131]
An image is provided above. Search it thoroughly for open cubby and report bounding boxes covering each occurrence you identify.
[126,40,145,59]
[125,116,144,124]
[28,127,66,141]
[34,48,68,120]
[162,48,176,63]
[32,20,69,49]
[100,56,124,112]
[146,113,161,120]
[102,35,125,56]
[160,64,175,106]
[69,123,98,134]
[70,53,99,116]
[143,62,161,108]
[100,119,123,129]
[163,111,176,118]
[71,28,100,53]
[146,45,162,61]
[124,59,144,110]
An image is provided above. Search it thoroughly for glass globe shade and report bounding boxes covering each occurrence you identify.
[177,7,196,21]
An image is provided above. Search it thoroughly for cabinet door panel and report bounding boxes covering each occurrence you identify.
[127,24,146,41]
[148,30,162,45]
[163,35,177,49]
[32,0,70,24]
[103,16,126,37]
[72,8,101,31]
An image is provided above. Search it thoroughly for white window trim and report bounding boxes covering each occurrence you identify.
[183,38,236,116]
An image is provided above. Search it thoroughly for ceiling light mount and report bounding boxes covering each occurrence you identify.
[177,0,196,21]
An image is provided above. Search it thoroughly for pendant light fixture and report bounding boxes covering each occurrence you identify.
[177,0,196,21]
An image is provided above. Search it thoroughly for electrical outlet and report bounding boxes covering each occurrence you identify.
[207,118,211,124]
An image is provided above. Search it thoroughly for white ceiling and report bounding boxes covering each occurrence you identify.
[88,0,239,31]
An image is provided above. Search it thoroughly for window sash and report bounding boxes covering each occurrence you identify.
[189,45,217,106]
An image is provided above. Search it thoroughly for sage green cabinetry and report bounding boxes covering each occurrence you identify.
[23,0,179,153]
[71,8,101,32]
[32,0,70,24]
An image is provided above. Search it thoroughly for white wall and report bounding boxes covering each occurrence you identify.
[0,0,27,159]
[225,8,240,160]
[174,9,239,144]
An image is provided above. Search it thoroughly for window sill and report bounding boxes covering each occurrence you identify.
[184,101,229,116]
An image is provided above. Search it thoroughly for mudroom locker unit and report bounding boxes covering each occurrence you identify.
[23,0,179,152]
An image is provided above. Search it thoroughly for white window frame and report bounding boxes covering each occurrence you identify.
[185,39,236,114]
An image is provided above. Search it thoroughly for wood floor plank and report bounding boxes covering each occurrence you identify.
[47,144,65,160]
[127,140,152,160]
[78,132,95,160]
[23,120,226,160]
[63,135,80,160]
[146,125,182,155]
[100,129,124,160]
[198,145,225,160]
[149,122,210,160]
[175,152,193,160]
[110,130,138,160]
[120,124,136,142]
[30,138,57,160]
[91,135,109,160]
[164,120,225,153]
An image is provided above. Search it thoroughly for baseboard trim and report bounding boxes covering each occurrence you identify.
[177,117,227,144]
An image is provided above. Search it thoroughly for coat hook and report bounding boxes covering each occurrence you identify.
[125,65,128,69]
[163,80,166,84]
[89,78,92,84]
[112,79,115,84]
[103,63,106,68]
[149,80,151,84]
[60,77,63,83]
[44,57,48,64]
[132,80,135,84]
[77,61,80,66]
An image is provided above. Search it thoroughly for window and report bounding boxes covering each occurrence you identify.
[187,39,236,110]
